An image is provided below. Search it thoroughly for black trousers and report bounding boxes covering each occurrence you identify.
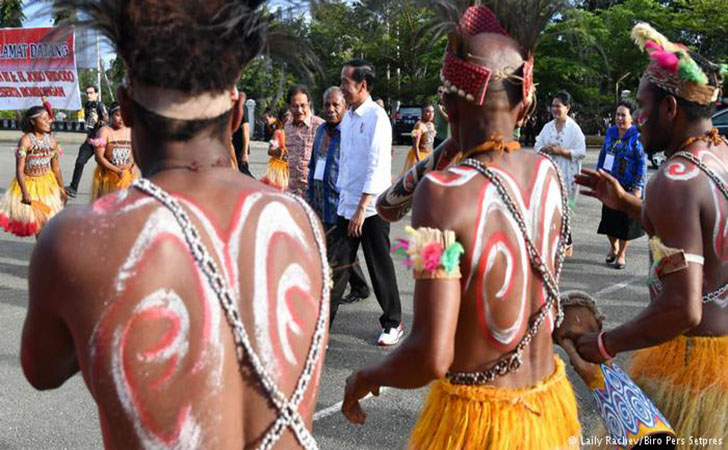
[325,224,370,298]
[329,215,401,329]
[69,141,95,190]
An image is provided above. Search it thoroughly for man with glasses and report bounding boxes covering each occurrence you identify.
[66,85,107,198]
[283,84,324,198]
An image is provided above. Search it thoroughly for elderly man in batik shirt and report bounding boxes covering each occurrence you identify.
[285,84,325,198]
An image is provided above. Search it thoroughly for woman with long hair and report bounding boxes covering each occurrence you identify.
[0,106,66,237]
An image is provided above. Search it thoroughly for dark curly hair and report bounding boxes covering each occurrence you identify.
[52,0,269,140]
[21,106,47,134]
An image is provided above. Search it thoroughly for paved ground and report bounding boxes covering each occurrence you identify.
[0,131,653,449]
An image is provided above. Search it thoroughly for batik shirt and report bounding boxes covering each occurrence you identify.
[597,125,647,194]
[285,114,325,198]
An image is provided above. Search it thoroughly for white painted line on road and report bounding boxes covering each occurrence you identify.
[313,387,390,422]
[592,278,639,298]
[0,256,28,267]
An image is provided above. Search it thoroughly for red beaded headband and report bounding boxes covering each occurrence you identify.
[441,5,534,108]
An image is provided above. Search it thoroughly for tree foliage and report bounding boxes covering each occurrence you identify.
[239,0,726,131]
[0,0,24,28]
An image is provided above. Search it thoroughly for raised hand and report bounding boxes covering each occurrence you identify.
[574,168,626,211]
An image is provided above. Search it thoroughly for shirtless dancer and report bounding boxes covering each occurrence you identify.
[90,102,138,200]
[573,23,728,443]
[21,0,329,448]
[342,5,580,448]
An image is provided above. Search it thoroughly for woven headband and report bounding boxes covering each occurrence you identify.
[440,5,534,108]
[124,78,238,120]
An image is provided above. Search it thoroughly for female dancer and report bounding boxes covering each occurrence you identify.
[401,104,436,175]
[0,106,66,237]
[89,102,138,200]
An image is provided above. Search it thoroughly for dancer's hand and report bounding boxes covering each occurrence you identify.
[575,168,626,211]
[561,338,598,384]
[60,189,68,205]
[342,370,380,425]
[21,192,31,205]
[574,332,609,364]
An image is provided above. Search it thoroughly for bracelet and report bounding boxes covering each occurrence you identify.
[597,331,614,360]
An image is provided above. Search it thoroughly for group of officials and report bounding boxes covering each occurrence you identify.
[16,0,728,449]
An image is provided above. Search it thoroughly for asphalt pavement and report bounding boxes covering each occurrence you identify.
[0,131,653,449]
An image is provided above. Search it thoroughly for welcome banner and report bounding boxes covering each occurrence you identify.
[0,27,81,111]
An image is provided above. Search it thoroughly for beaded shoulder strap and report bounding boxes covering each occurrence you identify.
[447,156,570,385]
[133,178,328,449]
[672,151,728,305]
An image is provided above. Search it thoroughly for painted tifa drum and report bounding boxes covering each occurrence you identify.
[556,291,677,449]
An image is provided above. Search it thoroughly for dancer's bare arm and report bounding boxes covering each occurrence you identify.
[342,181,460,424]
[21,218,79,389]
[50,142,67,204]
[575,177,703,363]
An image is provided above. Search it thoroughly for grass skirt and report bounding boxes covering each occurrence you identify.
[409,356,580,449]
[90,165,138,201]
[261,157,288,191]
[0,172,63,236]
[401,147,432,176]
[627,335,728,448]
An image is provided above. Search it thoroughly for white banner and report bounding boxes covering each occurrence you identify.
[0,27,82,111]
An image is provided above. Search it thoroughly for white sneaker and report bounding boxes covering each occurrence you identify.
[377,323,404,346]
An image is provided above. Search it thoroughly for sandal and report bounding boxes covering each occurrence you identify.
[614,261,626,270]
[605,254,616,264]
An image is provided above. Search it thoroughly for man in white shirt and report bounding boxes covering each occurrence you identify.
[332,59,403,346]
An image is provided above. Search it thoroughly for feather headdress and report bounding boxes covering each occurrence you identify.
[632,22,724,106]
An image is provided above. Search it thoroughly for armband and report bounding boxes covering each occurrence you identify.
[88,137,106,147]
[15,147,27,158]
[648,237,690,278]
[391,226,464,279]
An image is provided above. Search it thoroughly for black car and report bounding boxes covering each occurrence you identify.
[392,105,422,145]
[650,107,728,169]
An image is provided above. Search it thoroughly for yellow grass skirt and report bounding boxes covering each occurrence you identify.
[627,335,728,448]
[0,172,63,237]
[90,165,139,201]
[401,147,432,176]
[409,356,581,449]
[261,157,288,191]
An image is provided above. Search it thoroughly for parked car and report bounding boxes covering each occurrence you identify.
[392,105,421,145]
[650,108,728,169]
[713,107,728,138]
[649,151,666,169]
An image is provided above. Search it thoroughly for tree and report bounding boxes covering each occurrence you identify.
[0,0,24,28]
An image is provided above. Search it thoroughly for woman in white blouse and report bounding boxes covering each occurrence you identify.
[534,91,586,255]
[535,91,586,206]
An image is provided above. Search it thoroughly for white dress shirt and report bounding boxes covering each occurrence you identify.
[337,95,392,219]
